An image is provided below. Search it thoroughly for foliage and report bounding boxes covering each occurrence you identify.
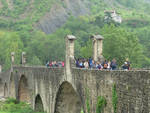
[5,98,19,104]
[101,24,144,67]
[80,39,92,58]
[81,109,84,113]
[0,31,23,70]
[0,98,45,113]
[85,88,107,113]
[85,88,91,113]
[112,84,117,113]
[96,96,107,113]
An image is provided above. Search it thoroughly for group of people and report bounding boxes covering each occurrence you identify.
[75,58,130,70]
[46,61,65,68]
[45,58,131,70]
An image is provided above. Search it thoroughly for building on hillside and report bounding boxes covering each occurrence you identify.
[104,10,122,23]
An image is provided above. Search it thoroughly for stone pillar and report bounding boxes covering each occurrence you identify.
[97,35,104,62]
[0,65,2,73]
[11,52,15,65]
[22,52,26,65]
[91,36,97,61]
[65,35,76,75]
[91,35,104,62]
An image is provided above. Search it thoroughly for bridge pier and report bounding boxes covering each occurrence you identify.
[9,73,16,98]
[65,35,76,80]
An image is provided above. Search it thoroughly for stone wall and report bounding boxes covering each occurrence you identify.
[72,68,150,113]
[113,70,150,113]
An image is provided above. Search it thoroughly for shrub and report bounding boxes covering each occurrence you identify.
[96,96,107,113]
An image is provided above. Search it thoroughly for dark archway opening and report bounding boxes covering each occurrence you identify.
[35,94,44,112]
[4,83,8,97]
[18,75,30,103]
[54,82,82,113]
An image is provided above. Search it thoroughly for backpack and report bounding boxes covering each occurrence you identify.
[103,63,108,69]
[97,64,101,69]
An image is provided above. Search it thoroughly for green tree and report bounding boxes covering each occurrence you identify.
[0,31,23,70]
[101,24,144,67]
[80,39,92,58]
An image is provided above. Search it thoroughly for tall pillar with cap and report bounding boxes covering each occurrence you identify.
[91,35,98,61]
[0,65,2,73]
[22,52,26,65]
[91,35,104,62]
[97,35,104,62]
[65,35,76,76]
[11,52,15,65]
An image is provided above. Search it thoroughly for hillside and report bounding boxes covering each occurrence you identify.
[0,0,150,70]
[0,0,150,33]
[0,0,91,33]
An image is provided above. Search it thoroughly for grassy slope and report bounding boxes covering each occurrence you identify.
[0,98,44,113]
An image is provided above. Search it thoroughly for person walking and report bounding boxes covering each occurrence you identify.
[89,57,93,68]
[110,59,117,70]
[102,60,108,69]
[84,60,89,68]
[122,58,130,70]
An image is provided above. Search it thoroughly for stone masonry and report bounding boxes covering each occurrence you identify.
[0,35,150,113]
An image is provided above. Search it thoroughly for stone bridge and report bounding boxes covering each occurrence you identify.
[0,35,150,113]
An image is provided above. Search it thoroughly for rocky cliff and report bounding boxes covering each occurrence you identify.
[36,0,90,34]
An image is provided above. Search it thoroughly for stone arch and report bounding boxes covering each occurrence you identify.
[9,73,16,98]
[54,81,82,113]
[18,75,31,103]
[4,83,8,97]
[34,94,44,112]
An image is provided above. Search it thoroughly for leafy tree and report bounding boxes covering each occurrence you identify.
[80,39,92,58]
[96,96,107,113]
[101,24,144,67]
[0,31,23,70]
